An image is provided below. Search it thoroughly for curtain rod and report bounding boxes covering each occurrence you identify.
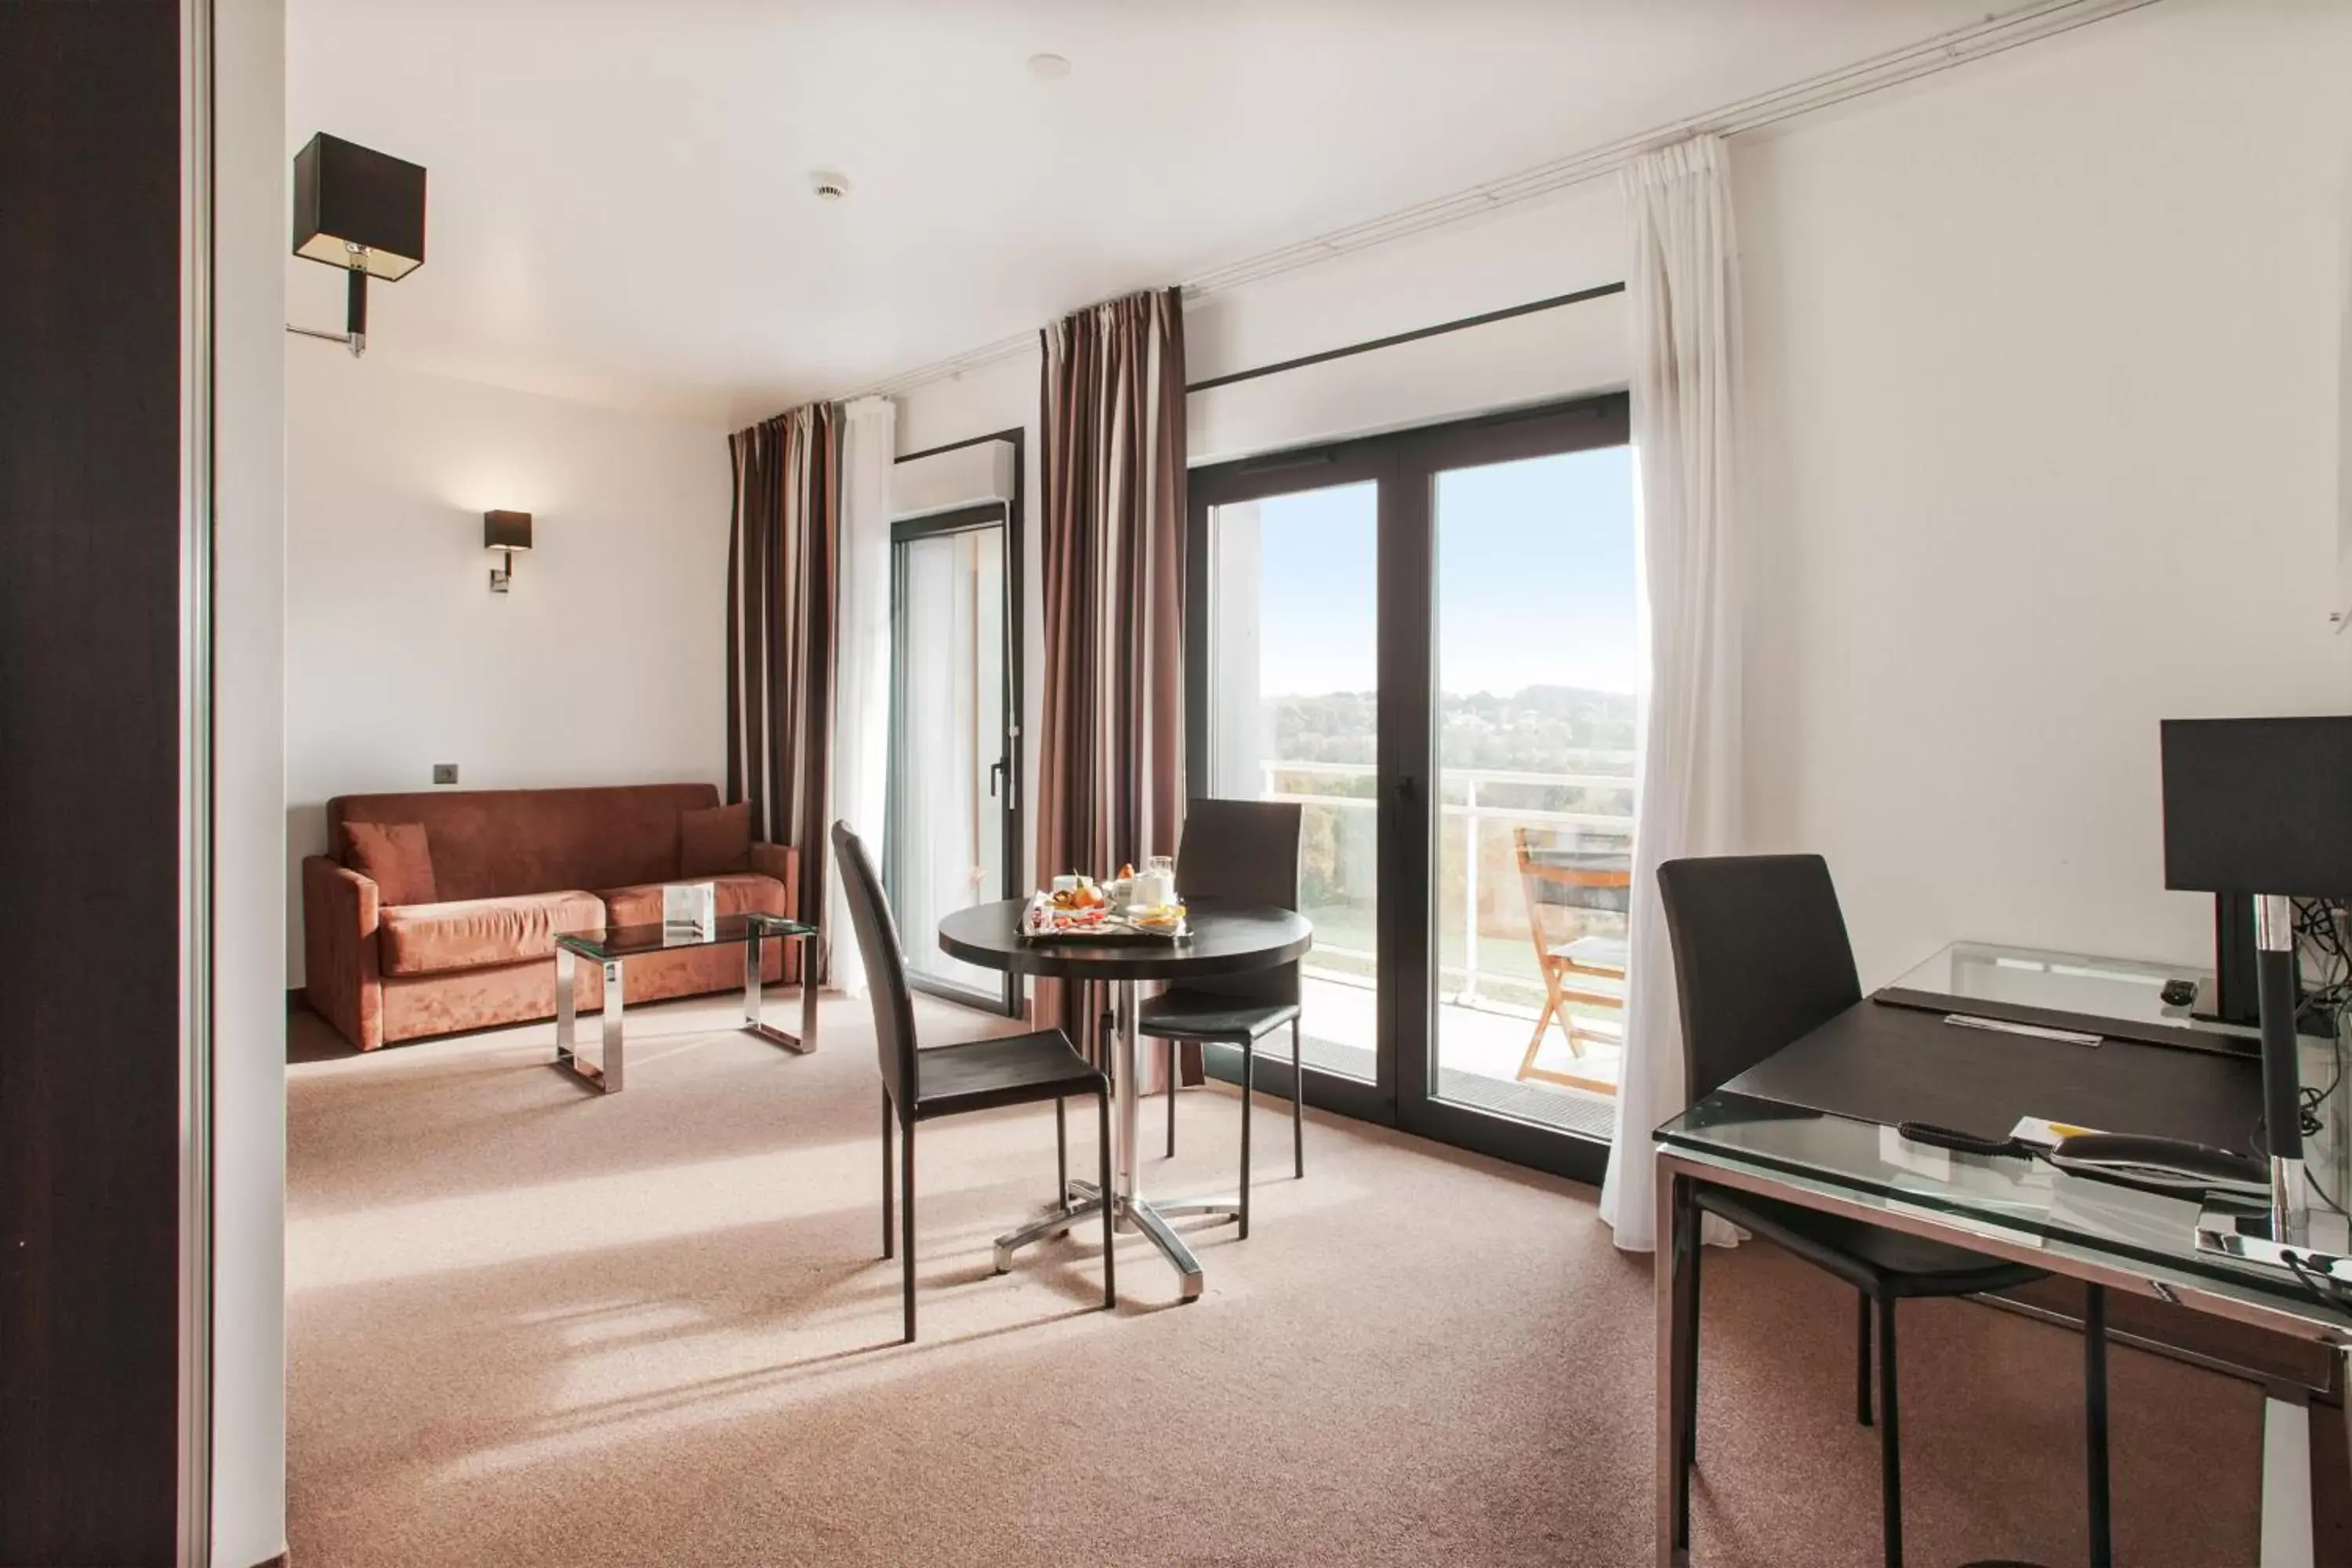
[1183,281,1624,395]
[850,0,2163,402]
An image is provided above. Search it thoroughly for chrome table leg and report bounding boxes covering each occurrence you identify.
[554,947,576,1067]
[1112,978,1207,1300]
[555,951,623,1092]
[799,933,819,1052]
[600,960,625,1091]
[1127,1199,1207,1298]
[1114,978,1142,1225]
[741,927,813,1054]
[744,927,760,1026]
[993,980,1212,1301]
[993,1195,1107,1273]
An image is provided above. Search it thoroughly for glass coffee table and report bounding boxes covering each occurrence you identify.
[553,912,819,1092]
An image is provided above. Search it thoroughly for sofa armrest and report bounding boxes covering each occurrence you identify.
[303,855,383,1050]
[750,840,800,915]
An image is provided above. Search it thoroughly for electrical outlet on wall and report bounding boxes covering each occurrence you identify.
[432,764,459,786]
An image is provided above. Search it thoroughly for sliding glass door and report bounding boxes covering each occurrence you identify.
[1430,443,1638,1144]
[1196,459,1392,1119]
[1187,395,1635,1178]
[887,506,1020,1013]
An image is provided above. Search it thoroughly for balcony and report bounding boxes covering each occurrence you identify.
[1262,757,1632,1142]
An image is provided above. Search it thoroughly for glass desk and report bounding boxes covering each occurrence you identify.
[553,913,819,1092]
[1878,938,2274,1056]
[1652,943,2349,1566]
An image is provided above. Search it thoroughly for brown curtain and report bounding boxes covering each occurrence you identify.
[726,401,840,979]
[1035,288,1189,1071]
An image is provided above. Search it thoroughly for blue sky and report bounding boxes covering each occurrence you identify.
[1239,446,1639,698]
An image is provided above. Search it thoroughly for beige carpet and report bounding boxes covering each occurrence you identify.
[286,987,2263,1566]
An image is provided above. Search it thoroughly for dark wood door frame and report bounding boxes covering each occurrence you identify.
[2,2,215,1563]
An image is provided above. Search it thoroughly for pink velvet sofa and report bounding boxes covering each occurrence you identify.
[303,782,798,1051]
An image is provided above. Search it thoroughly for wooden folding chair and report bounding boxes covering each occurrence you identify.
[1512,826,1631,1093]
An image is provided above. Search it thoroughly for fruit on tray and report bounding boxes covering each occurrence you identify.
[1048,875,1105,911]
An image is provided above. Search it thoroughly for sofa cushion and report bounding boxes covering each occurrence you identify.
[344,821,438,906]
[679,800,752,877]
[378,890,606,977]
[600,872,789,932]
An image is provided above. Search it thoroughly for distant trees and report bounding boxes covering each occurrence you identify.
[1270,683,1637,779]
[1269,684,1640,945]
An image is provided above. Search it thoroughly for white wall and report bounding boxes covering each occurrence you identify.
[216,0,288,1563]
[285,353,730,980]
[1737,0,2352,985]
[894,0,2352,996]
[1185,178,1628,462]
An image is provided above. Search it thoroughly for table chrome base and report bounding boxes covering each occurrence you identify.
[2195,1202,2352,1279]
[742,930,818,1055]
[746,1023,810,1053]
[553,931,821,1094]
[554,953,626,1093]
[992,1179,1233,1301]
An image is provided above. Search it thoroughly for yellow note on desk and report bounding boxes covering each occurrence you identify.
[2009,1116,2103,1149]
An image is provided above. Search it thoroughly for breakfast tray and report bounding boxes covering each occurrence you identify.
[1019,893,1189,943]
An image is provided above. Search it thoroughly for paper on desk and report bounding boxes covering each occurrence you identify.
[2009,1115,2103,1149]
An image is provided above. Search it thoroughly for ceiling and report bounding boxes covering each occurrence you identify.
[287,0,2024,423]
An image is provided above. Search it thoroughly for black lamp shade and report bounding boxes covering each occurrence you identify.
[484,510,532,552]
[292,133,426,280]
[2160,717,2352,897]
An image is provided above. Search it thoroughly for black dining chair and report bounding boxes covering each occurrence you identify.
[1656,854,2109,1568]
[1138,798,1305,1240]
[833,821,1115,1343]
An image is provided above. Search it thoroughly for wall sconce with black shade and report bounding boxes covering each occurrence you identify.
[288,132,426,358]
[2161,714,2352,1272]
[485,510,532,593]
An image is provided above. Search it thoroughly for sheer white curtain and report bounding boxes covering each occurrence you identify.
[1599,134,1745,1251]
[829,394,896,996]
[889,534,993,989]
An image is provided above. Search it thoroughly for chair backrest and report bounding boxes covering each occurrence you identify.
[1513,825,1633,916]
[1174,798,1303,1004]
[1654,854,1860,1104]
[831,820,920,1114]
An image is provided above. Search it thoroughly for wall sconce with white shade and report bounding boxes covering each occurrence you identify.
[485,510,532,593]
[287,132,426,357]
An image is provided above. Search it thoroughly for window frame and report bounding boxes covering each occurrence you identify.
[1184,390,1634,1183]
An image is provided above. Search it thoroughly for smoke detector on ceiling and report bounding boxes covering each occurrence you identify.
[1027,53,1071,79]
[811,171,850,201]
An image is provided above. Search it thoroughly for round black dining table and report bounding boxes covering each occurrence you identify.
[938,898,1312,1300]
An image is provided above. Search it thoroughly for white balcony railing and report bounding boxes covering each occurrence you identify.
[1258,755,1636,1008]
